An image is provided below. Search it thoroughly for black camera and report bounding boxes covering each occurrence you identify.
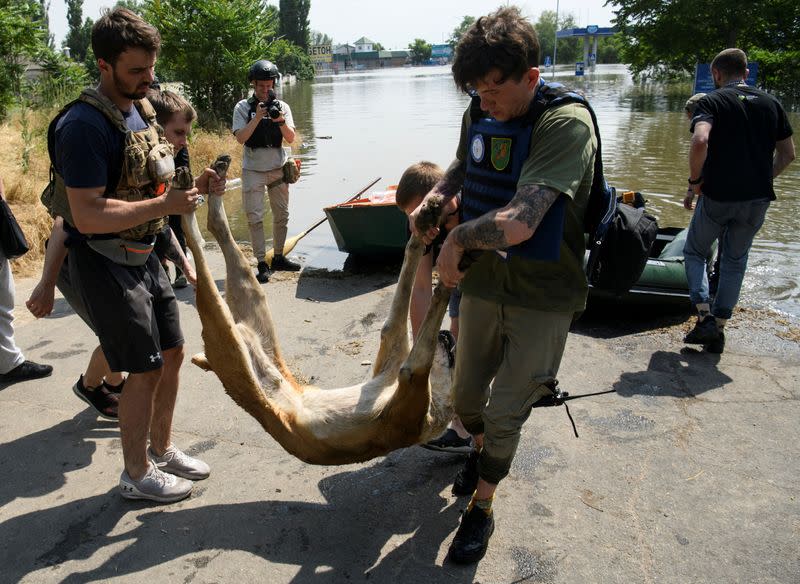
[260,89,283,120]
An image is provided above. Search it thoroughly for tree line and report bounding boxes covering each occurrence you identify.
[3,1,796,126]
[611,0,799,97]
[0,0,315,125]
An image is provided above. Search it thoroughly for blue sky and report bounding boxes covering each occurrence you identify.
[49,0,617,51]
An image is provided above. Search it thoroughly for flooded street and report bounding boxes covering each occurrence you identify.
[208,64,799,318]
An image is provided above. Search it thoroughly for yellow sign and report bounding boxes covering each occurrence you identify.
[308,44,332,63]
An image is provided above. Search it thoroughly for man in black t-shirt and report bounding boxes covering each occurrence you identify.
[56,8,210,504]
[683,48,795,353]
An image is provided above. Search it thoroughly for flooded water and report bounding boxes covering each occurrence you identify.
[207,64,800,319]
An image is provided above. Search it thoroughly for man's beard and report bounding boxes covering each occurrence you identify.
[112,69,149,100]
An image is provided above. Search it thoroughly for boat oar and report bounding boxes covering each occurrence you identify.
[265,176,382,267]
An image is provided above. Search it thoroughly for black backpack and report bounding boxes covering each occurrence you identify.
[523,82,658,294]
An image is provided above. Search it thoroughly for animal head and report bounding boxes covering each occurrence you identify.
[429,329,456,397]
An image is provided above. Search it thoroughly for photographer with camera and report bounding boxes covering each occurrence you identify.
[232,59,299,282]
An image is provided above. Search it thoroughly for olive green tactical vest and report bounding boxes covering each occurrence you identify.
[42,88,171,240]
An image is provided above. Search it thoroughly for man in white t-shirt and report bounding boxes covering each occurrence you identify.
[232,59,299,282]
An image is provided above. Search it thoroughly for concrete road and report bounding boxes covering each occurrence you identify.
[1,246,798,584]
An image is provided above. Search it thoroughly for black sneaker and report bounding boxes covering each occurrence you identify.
[103,377,126,395]
[0,360,53,382]
[72,375,119,420]
[271,254,301,272]
[684,317,721,345]
[256,261,270,283]
[704,331,725,354]
[421,429,473,453]
[452,449,480,496]
[448,506,495,564]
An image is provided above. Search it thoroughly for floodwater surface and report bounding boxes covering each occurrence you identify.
[204,64,800,318]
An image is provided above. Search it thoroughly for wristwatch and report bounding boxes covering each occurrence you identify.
[688,176,702,185]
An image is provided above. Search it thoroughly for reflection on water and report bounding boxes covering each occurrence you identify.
[210,64,799,318]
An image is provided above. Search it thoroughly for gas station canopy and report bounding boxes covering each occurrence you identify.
[556,26,617,74]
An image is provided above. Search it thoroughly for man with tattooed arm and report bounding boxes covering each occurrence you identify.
[410,6,597,564]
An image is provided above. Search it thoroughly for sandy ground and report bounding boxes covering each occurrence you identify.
[1,244,798,584]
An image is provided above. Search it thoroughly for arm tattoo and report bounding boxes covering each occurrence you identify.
[508,184,561,232]
[435,161,465,199]
[452,184,561,251]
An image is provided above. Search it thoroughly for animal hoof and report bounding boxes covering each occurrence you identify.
[191,352,212,371]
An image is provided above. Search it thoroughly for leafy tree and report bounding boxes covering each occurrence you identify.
[115,0,144,14]
[596,34,621,64]
[144,0,312,126]
[0,0,47,119]
[408,39,432,64]
[534,10,580,65]
[83,44,99,83]
[64,0,92,62]
[278,0,310,50]
[610,0,800,93]
[38,0,54,48]
[25,48,88,106]
[310,30,332,46]
[448,15,475,49]
[374,42,384,51]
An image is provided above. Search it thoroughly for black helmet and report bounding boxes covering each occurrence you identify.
[248,59,279,82]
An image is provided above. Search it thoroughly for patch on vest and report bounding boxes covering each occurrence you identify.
[470,134,485,163]
[491,137,512,171]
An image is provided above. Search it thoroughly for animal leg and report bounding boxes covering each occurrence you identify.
[181,207,297,444]
[371,235,425,379]
[382,281,452,440]
[191,352,212,371]
[205,193,298,387]
[399,282,451,385]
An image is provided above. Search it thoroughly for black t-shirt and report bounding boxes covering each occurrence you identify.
[174,146,191,170]
[691,85,793,202]
[55,101,148,192]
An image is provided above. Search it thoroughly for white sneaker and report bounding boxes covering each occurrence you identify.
[148,444,211,480]
[119,463,193,503]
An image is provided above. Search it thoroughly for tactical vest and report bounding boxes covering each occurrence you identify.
[42,88,172,240]
[244,96,284,149]
[462,89,566,262]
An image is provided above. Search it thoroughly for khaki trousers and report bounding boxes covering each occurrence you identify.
[453,293,572,484]
[242,167,290,261]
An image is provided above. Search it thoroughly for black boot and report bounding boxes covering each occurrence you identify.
[448,506,495,564]
[452,449,480,496]
[684,316,721,345]
[704,331,725,354]
[271,254,301,272]
[256,261,270,283]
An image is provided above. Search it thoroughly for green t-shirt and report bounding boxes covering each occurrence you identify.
[455,102,597,313]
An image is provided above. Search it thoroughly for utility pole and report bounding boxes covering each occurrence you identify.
[552,0,559,79]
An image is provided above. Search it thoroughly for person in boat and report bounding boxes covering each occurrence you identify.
[232,59,300,283]
[409,6,597,564]
[52,8,210,503]
[395,161,471,454]
[683,48,795,353]
[147,87,225,288]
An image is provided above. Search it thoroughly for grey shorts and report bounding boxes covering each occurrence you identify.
[68,241,184,373]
